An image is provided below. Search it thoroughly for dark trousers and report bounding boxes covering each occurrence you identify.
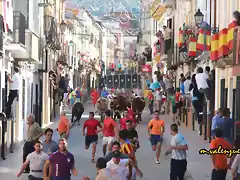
[170,159,187,180]
[165,39,171,54]
[211,169,227,180]
[23,141,35,172]
[149,101,154,114]
[28,175,43,180]
[5,90,18,118]
[192,100,203,124]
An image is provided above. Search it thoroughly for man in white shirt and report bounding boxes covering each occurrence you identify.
[106,150,143,180]
[165,123,188,180]
[5,67,20,118]
[155,88,162,112]
[163,25,172,54]
[195,67,209,99]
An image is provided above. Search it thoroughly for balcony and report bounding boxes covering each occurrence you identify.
[5,11,26,57]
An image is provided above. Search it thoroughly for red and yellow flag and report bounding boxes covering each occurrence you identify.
[227,21,237,51]
[210,33,219,61]
[188,37,197,57]
[218,28,229,58]
[197,29,211,51]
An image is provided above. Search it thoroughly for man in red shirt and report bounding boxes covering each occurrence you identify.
[120,110,136,130]
[83,112,102,162]
[102,110,118,156]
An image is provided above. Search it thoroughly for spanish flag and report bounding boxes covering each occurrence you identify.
[227,21,237,51]
[210,33,219,61]
[178,30,184,47]
[197,29,211,51]
[188,37,197,57]
[218,28,229,58]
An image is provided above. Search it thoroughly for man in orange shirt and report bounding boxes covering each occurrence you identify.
[102,110,119,156]
[148,110,165,164]
[210,128,232,180]
[57,111,70,139]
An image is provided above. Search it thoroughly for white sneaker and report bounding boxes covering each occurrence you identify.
[155,160,160,164]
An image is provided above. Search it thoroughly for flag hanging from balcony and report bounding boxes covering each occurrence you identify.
[178,30,184,47]
[218,28,229,58]
[227,21,237,51]
[210,33,219,61]
[188,37,197,57]
[197,28,211,51]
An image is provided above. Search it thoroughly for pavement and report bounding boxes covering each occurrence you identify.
[0,101,233,180]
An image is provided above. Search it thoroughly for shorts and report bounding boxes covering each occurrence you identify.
[59,132,68,139]
[150,134,162,146]
[102,136,115,145]
[172,106,177,114]
[85,135,98,146]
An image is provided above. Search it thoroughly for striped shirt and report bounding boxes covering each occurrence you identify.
[121,142,136,161]
[171,133,187,160]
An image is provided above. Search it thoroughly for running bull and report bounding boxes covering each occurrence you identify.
[131,97,145,123]
[110,95,129,119]
[71,102,84,124]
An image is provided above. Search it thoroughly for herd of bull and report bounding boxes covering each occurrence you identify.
[70,96,146,124]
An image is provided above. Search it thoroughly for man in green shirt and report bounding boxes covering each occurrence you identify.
[168,92,177,123]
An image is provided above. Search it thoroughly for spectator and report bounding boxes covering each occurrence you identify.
[184,76,192,108]
[5,67,20,118]
[195,67,209,99]
[148,90,154,115]
[164,74,174,96]
[211,108,224,138]
[210,128,232,180]
[163,25,172,54]
[42,128,58,155]
[165,123,188,180]
[155,88,162,112]
[222,108,235,144]
[189,74,204,135]
[231,154,240,180]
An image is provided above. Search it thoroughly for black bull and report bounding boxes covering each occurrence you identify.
[131,97,145,123]
[71,102,84,124]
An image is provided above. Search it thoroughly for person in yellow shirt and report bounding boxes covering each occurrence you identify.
[148,110,165,164]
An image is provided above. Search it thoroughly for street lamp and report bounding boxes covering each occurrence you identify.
[60,20,66,34]
[194,9,204,28]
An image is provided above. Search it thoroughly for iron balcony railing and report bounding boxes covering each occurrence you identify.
[13,11,26,45]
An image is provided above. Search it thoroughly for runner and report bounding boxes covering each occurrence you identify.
[104,141,128,162]
[125,120,139,151]
[106,150,143,180]
[42,128,58,155]
[148,110,165,164]
[17,140,49,179]
[102,110,119,156]
[119,130,136,161]
[91,89,99,107]
[82,112,102,163]
[57,111,70,138]
[43,138,78,180]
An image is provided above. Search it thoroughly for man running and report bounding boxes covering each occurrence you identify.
[148,110,165,164]
[82,112,102,163]
[43,138,78,180]
[42,128,58,155]
[17,140,49,179]
[102,110,118,156]
[125,120,139,151]
[104,141,128,162]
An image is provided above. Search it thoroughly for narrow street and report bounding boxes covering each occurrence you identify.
[0,101,232,180]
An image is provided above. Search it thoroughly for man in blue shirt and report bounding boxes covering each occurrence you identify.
[223,108,235,144]
[211,108,224,138]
